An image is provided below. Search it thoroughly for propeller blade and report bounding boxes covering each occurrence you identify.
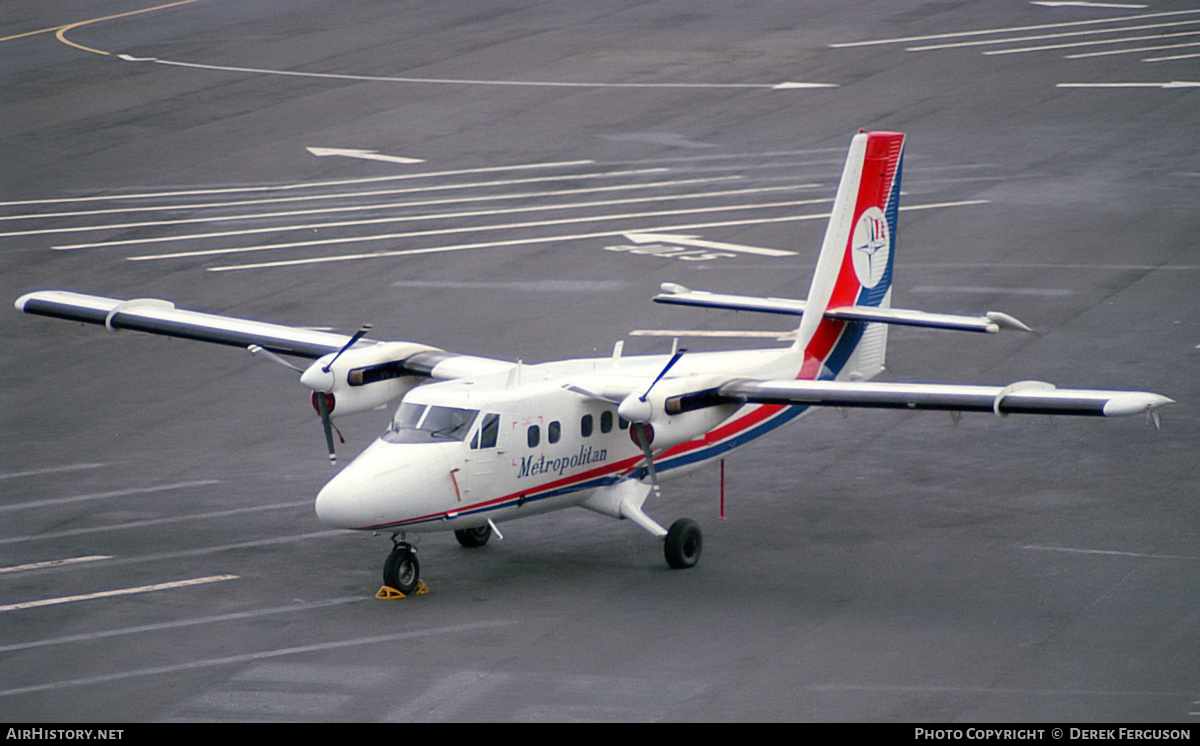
[322,324,373,374]
[247,344,303,373]
[314,392,337,463]
[632,423,661,498]
[640,345,686,403]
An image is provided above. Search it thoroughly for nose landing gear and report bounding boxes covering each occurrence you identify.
[381,537,427,597]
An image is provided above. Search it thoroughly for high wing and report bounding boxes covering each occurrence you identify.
[654,283,1032,334]
[14,290,512,377]
[706,378,1173,419]
[16,290,355,359]
[15,290,515,461]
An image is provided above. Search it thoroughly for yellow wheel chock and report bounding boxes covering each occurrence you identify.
[375,580,429,599]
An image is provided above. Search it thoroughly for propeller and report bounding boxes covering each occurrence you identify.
[617,341,686,497]
[305,324,371,463]
[250,324,372,464]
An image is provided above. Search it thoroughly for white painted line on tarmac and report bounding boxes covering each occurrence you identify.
[0,575,239,612]
[0,168,672,221]
[1143,51,1200,61]
[909,285,1074,296]
[0,501,307,545]
[202,199,989,272]
[9,176,743,237]
[988,30,1200,56]
[1064,40,1200,58]
[0,597,365,653]
[0,555,112,575]
[910,20,1200,51]
[128,196,829,261]
[117,54,832,90]
[197,200,831,269]
[0,462,109,480]
[1019,544,1200,561]
[0,160,596,207]
[0,479,221,512]
[827,9,1200,47]
[0,620,515,697]
[59,184,802,250]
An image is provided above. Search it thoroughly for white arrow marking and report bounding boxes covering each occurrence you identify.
[1031,2,1147,8]
[307,147,424,165]
[772,81,839,89]
[1058,80,1200,88]
[623,231,796,257]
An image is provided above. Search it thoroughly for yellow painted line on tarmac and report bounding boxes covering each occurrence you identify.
[0,0,202,55]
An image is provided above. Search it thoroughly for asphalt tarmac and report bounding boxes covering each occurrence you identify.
[2,0,1197,723]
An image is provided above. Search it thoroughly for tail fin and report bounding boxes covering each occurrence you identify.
[793,131,905,381]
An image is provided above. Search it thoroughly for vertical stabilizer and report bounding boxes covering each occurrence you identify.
[792,131,905,381]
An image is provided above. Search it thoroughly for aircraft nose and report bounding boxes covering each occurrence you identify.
[315,468,371,529]
[314,439,460,530]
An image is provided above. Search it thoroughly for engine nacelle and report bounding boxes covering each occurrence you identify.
[301,342,438,418]
[618,374,740,451]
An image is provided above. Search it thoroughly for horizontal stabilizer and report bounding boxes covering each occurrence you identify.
[654,284,1030,334]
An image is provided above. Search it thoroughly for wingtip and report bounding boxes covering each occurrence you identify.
[985,311,1033,333]
[1102,393,1175,418]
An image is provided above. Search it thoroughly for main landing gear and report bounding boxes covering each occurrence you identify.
[379,514,699,598]
[453,524,492,548]
[664,518,702,569]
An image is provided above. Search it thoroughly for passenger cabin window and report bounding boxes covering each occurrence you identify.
[383,403,478,443]
[527,425,539,448]
[470,413,500,450]
[581,414,593,437]
[600,410,613,434]
[548,421,561,444]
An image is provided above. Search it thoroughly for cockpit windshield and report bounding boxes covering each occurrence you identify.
[382,403,478,443]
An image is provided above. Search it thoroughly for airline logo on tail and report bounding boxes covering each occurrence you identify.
[852,206,890,289]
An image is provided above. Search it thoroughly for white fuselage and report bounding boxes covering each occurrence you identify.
[314,345,806,534]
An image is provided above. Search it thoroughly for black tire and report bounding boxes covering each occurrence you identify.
[664,518,702,569]
[454,525,492,549]
[383,546,421,594]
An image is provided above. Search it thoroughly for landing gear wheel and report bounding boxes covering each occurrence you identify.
[454,524,492,548]
[383,545,421,594]
[664,518,702,569]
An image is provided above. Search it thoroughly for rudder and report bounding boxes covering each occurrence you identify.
[793,131,905,380]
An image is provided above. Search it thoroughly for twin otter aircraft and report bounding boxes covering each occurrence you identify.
[16,131,1172,595]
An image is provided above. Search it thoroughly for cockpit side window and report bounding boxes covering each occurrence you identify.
[471,413,500,450]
